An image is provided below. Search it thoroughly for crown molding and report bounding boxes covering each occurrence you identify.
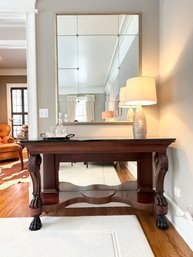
[0,69,26,76]
[0,13,26,27]
[0,0,36,13]
[0,40,26,49]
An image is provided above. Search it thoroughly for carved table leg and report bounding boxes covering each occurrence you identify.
[29,216,42,231]
[28,154,42,231]
[154,152,169,230]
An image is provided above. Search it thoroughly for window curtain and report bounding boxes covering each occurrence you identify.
[67,95,77,122]
[85,95,95,122]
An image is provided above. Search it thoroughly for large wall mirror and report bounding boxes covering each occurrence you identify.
[56,13,141,124]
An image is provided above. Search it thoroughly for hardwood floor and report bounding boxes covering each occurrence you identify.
[0,183,192,256]
[0,160,193,256]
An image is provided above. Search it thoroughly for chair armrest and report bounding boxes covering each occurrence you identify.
[2,136,15,143]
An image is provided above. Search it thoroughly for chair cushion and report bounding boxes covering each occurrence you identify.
[0,143,21,153]
[2,136,15,144]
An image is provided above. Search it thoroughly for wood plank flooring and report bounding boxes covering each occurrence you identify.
[0,160,193,256]
[0,182,192,256]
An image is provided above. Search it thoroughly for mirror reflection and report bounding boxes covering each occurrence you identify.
[56,14,140,123]
[59,161,137,190]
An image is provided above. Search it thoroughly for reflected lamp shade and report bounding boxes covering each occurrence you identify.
[119,86,134,122]
[126,76,157,139]
[102,111,114,121]
[119,87,128,108]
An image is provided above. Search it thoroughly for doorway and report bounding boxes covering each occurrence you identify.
[0,1,37,138]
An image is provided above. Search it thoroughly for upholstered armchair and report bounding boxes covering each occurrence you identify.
[0,124,23,169]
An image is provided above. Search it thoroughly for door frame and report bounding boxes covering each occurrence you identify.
[0,0,38,138]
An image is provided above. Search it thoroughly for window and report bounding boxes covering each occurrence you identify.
[75,98,87,122]
[67,94,95,122]
[11,87,28,137]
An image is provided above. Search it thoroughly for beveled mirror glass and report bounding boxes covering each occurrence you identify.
[56,14,141,123]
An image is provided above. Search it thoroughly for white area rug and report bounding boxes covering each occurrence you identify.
[0,215,154,257]
[59,162,121,186]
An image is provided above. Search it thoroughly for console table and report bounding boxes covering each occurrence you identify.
[21,138,175,231]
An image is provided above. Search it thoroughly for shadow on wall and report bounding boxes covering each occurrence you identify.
[159,29,193,106]
[165,146,193,212]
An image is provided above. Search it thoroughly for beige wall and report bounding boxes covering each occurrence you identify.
[0,76,27,123]
[159,0,193,211]
[24,0,193,248]
[36,0,160,137]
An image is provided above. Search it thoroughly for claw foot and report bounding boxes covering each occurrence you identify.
[29,216,42,231]
[156,215,169,230]
[154,194,168,207]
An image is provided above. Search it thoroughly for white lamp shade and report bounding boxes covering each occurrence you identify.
[119,86,128,108]
[126,76,157,106]
[119,86,134,108]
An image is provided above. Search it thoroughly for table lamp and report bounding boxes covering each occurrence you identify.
[126,76,157,139]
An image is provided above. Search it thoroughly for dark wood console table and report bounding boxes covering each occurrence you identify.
[21,137,175,231]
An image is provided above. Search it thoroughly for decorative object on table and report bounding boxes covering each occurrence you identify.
[44,112,73,139]
[42,134,75,141]
[55,112,67,137]
[102,111,114,121]
[21,125,28,139]
[119,86,134,122]
[126,76,157,139]
[17,124,28,139]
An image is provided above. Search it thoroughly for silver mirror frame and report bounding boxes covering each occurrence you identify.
[55,13,142,125]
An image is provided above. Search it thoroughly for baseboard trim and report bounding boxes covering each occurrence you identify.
[165,194,193,251]
[126,162,137,178]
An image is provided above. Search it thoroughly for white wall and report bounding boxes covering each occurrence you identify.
[159,0,193,213]
[36,0,159,137]
[159,0,193,249]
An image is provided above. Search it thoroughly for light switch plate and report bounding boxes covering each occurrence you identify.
[39,108,48,118]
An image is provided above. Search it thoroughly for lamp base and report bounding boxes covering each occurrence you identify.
[127,107,134,122]
[133,104,147,139]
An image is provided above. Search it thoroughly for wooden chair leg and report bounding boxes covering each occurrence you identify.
[18,145,24,170]
[84,162,88,168]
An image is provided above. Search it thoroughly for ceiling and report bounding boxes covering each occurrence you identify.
[0,14,26,71]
